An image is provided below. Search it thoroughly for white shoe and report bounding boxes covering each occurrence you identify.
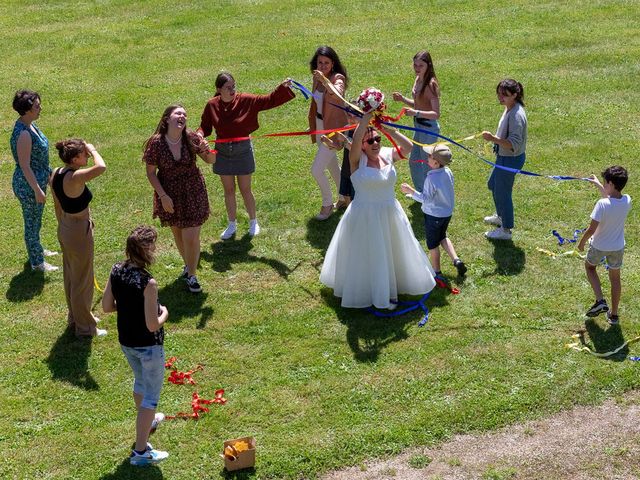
[249,220,260,237]
[220,222,237,240]
[43,249,58,257]
[485,227,512,240]
[32,261,59,272]
[483,213,502,226]
[96,328,108,337]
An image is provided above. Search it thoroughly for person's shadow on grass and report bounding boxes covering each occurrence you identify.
[486,238,525,276]
[582,318,629,361]
[5,262,46,302]
[201,234,299,278]
[321,285,453,362]
[305,214,341,254]
[99,457,163,479]
[158,279,213,329]
[46,326,98,391]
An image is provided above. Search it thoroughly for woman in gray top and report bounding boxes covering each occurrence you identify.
[481,79,527,241]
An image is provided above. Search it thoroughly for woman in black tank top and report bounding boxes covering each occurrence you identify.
[50,139,107,338]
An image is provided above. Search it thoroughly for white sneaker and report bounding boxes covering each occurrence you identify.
[32,262,59,272]
[485,228,512,240]
[150,412,165,434]
[43,249,58,257]
[483,213,502,226]
[220,222,237,240]
[96,328,108,337]
[249,220,260,237]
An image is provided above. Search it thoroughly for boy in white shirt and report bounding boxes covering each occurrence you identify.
[577,166,631,325]
[401,144,466,277]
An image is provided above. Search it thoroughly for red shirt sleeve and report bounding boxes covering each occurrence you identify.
[249,83,295,112]
[199,101,215,138]
[143,137,160,166]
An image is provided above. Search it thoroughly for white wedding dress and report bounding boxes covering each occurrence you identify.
[320,147,436,309]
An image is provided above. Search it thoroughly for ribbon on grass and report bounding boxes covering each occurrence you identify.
[536,247,586,260]
[166,390,226,420]
[367,275,460,327]
[552,228,585,245]
[566,332,640,358]
[164,356,204,385]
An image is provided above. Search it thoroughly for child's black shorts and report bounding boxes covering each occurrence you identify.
[423,214,451,250]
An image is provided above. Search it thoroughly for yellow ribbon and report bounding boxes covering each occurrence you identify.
[94,276,103,293]
[566,332,640,358]
[536,247,586,259]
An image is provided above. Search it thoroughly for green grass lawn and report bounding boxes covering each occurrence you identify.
[1,1,639,478]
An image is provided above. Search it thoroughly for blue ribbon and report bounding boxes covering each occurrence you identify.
[290,80,320,101]
[366,291,431,327]
[552,228,586,245]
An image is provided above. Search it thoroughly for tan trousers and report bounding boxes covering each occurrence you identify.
[57,211,97,337]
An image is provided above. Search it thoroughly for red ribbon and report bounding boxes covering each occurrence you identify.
[164,356,177,369]
[167,365,203,385]
[209,125,356,144]
[435,277,460,295]
[166,390,225,420]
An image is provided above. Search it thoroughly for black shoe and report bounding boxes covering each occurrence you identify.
[607,311,620,325]
[186,275,202,293]
[180,265,188,279]
[585,299,608,317]
[453,259,467,276]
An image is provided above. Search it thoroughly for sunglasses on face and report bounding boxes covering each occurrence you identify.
[366,136,382,145]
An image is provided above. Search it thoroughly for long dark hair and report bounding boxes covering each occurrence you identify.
[413,51,439,97]
[125,225,157,269]
[309,46,349,88]
[497,79,525,107]
[143,104,196,157]
[214,72,235,97]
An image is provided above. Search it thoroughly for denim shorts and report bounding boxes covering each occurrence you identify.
[586,245,624,269]
[121,345,165,409]
[424,214,451,250]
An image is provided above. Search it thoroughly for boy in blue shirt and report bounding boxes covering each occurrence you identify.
[577,166,631,325]
[401,144,466,277]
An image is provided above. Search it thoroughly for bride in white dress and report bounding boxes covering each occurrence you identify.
[320,112,436,309]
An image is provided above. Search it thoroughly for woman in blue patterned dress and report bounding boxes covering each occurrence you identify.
[10,90,58,271]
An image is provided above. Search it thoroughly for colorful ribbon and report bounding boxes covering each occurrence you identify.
[94,276,103,293]
[536,247,586,260]
[209,125,355,145]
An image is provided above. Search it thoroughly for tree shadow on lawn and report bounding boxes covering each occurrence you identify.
[46,325,99,391]
[158,279,213,329]
[5,262,46,302]
[201,234,299,278]
[321,285,453,362]
[582,319,629,362]
[485,238,526,276]
[99,457,163,479]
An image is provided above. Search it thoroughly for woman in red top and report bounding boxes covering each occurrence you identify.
[197,72,295,240]
[144,105,215,293]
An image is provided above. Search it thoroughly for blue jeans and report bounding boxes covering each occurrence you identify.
[409,118,440,192]
[487,153,526,229]
[121,345,165,409]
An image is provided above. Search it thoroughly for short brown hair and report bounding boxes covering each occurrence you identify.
[125,225,157,269]
[55,139,85,164]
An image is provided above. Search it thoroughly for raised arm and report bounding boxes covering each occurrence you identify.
[68,143,106,185]
[379,124,413,161]
[349,113,373,174]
